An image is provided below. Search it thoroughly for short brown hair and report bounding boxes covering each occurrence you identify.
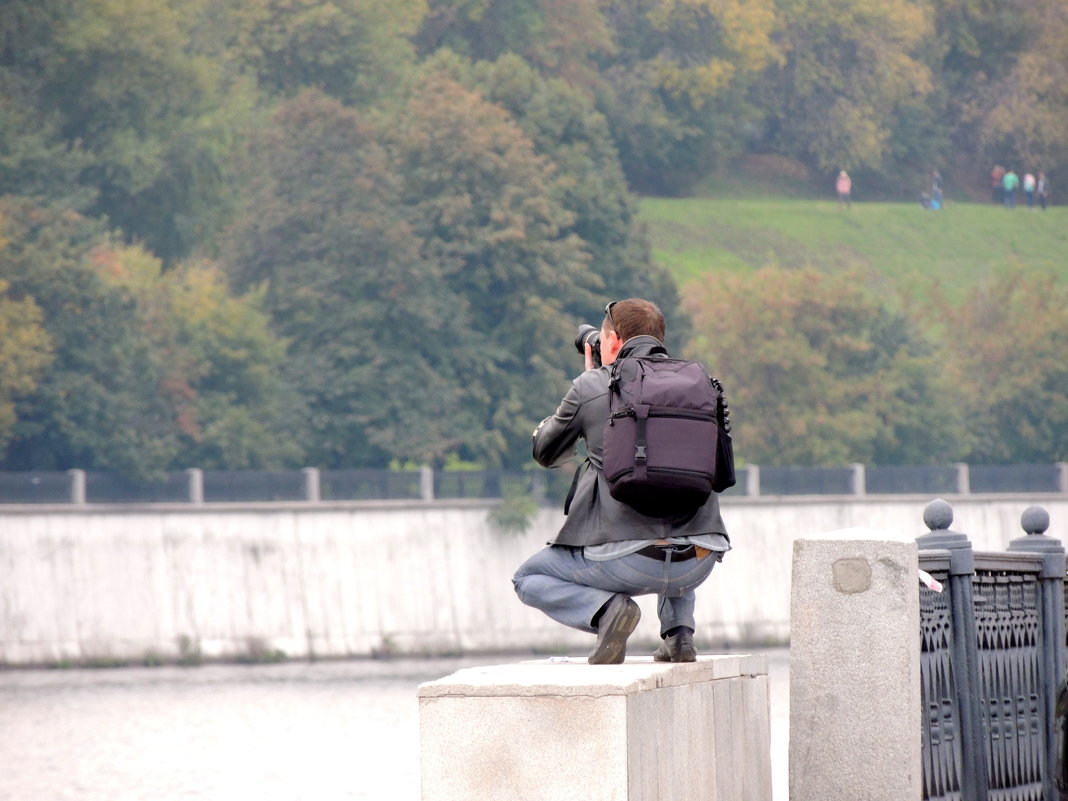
[604,298,665,342]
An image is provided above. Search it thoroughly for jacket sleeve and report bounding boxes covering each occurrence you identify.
[532,380,585,468]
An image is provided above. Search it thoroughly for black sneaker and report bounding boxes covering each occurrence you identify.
[653,631,697,662]
[588,595,641,665]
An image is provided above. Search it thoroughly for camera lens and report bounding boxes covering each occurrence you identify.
[574,324,602,367]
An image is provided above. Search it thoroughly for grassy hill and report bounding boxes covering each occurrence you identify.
[639,197,1068,305]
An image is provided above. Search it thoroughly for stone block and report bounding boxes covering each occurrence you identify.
[418,655,771,801]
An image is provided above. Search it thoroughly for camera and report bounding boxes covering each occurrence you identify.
[574,324,602,367]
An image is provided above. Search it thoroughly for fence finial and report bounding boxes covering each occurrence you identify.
[923,498,953,531]
[1021,505,1050,536]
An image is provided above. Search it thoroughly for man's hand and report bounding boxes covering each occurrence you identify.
[584,342,595,371]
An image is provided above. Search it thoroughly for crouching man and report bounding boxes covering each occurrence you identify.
[512,298,730,664]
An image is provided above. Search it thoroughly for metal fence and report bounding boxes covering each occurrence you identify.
[918,499,1065,801]
[0,462,1065,506]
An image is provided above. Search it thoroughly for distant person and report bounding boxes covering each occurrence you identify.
[836,170,852,209]
[1023,172,1037,209]
[930,170,943,209]
[1002,169,1019,208]
[1038,172,1051,210]
[991,165,1005,204]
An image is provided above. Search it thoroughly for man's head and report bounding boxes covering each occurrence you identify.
[600,298,665,365]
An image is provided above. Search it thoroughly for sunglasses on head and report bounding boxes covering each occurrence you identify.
[604,301,619,330]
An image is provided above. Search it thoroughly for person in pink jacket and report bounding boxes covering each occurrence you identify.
[836,170,852,209]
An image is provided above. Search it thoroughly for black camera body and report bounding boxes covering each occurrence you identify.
[574,324,602,367]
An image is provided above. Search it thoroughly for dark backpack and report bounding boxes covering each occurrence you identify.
[602,348,735,517]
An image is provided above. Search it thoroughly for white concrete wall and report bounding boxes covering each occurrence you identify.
[0,495,1063,665]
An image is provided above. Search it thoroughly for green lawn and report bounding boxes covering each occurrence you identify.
[639,197,1068,304]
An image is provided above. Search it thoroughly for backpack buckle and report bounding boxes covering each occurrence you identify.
[635,444,647,462]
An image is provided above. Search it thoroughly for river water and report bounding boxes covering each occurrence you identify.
[0,649,789,801]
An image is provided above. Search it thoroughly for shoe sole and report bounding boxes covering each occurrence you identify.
[589,598,641,665]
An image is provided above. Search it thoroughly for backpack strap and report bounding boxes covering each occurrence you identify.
[632,404,650,482]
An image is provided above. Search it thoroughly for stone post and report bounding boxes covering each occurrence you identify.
[420,465,434,501]
[747,464,760,497]
[850,462,865,496]
[790,531,922,801]
[185,468,204,504]
[67,468,86,505]
[954,462,970,495]
[302,467,320,502]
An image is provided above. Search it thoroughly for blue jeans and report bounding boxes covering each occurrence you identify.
[512,545,719,637]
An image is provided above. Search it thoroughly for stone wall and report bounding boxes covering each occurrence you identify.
[0,495,1063,666]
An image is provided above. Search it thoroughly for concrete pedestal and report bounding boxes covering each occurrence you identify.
[418,655,771,801]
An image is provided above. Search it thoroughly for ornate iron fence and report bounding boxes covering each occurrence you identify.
[918,500,1064,801]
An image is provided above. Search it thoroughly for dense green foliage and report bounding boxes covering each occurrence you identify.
[416,0,1068,195]
[1,0,1066,475]
[0,200,299,474]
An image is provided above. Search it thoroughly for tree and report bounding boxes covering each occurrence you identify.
[0,278,53,453]
[597,0,781,192]
[935,269,1068,463]
[427,51,688,344]
[0,0,253,262]
[415,1,780,193]
[0,198,298,475]
[415,0,614,90]
[231,0,425,106]
[757,0,933,177]
[0,0,93,207]
[963,0,1068,171]
[0,200,181,474]
[684,266,967,465]
[92,246,304,469]
[222,89,475,468]
[389,70,605,466]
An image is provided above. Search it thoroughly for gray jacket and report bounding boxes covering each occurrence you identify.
[533,336,729,547]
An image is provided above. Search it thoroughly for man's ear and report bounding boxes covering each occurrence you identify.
[604,329,623,357]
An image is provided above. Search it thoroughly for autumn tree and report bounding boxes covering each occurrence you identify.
[222,89,480,468]
[0,201,181,474]
[757,0,934,178]
[0,278,53,453]
[415,0,614,90]
[427,52,688,343]
[0,199,299,476]
[0,0,256,262]
[231,0,426,106]
[936,269,1068,463]
[957,0,1068,171]
[390,71,608,466]
[0,0,93,207]
[684,266,967,466]
[598,0,781,192]
[92,246,304,469]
